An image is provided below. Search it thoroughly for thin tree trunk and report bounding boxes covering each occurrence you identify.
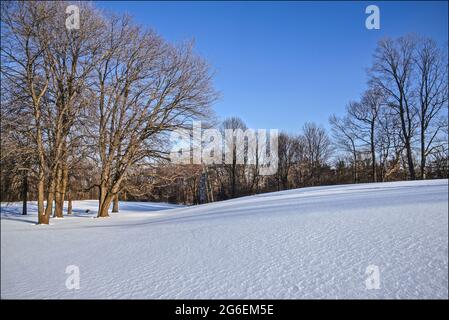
[231,168,236,197]
[199,172,207,204]
[399,104,416,180]
[370,124,377,183]
[420,128,426,180]
[37,177,49,224]
[54,165,63,218]
[36,124,48,224]
[21,172,28,215]
[399,129,416,180]
[405,140,416,180]
[45,177,55,218]
[60,164,69,214]
[208,178,214,202]
[67,193,72,215]
[112,193,119,212]
[353,149,358,183]
[231,145,236,197]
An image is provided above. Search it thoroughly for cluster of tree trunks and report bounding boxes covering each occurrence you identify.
[1,1,215,223]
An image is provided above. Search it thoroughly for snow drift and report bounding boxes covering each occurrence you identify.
[1,179,448,299]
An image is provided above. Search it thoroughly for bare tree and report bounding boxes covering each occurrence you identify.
[43,2,102,218]
[347,88,384,182]
[1,1,104,223]
[375,106,403,181]
[415,38,448,179]
[1,1,52,223]
[329,114,361,183]
[302,122,332,186]
[369,36,418,180]
[92,16,216,217]
[221,117,247,198]
[276,132,300,190]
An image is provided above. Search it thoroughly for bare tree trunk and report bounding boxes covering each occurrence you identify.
[60,164,69,214]
[98,182,112,217]
[420,128,426,180]
[36,134,48,223]
[98,193,112,217]
[208,176,214,202]
[370,126,377,183]
[45,191,54,218]
[112,193,119,213]
[98,184,105,216]
[199,172,207,204]
[37,177,49,224]
[404,140,416,180]
[21,172,28,215]
[45,169,59,217]
[231,151,236,198]
[54,165,63,218]
[399,104,416,180]
[67,193,73,215]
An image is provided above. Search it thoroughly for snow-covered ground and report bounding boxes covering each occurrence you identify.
[1,179,448,299]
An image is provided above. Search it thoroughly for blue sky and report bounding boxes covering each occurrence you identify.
[95,1,448,133]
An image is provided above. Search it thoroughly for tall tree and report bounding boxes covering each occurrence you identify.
[221,117,247,198]
[370,36,418,180]
[329,114,361,183]
[347,88,384,182]
[1,1,51,223]
[276,132,300,190]
[415,38,448,179]
[93,16,216,217]
[302,122,332,186]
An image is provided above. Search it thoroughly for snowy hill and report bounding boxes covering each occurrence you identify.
[1,179,448,299]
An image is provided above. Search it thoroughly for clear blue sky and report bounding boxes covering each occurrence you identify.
[95,1,448,133]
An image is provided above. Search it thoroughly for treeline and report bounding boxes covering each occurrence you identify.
[1,2,448,223]
[164,35,448,203]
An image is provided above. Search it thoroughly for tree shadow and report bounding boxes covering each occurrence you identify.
[1,214,38,225]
